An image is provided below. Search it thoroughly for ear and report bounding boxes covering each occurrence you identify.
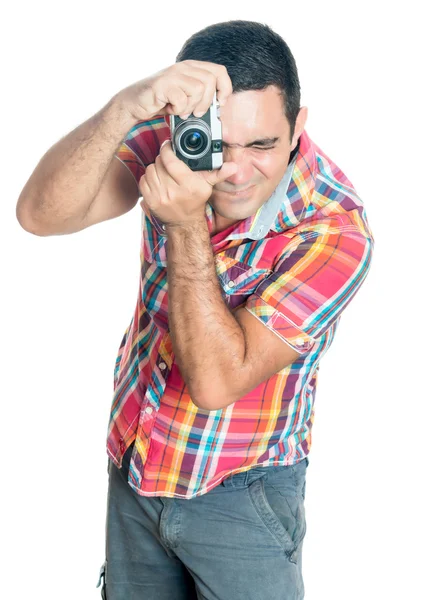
[290,106,308,150]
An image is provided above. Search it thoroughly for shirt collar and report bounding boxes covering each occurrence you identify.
[146,129,316,240]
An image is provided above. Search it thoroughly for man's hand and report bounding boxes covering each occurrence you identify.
[117,60,233,122]
[140,141,238,227]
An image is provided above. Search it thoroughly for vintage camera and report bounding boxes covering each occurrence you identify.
[170,93,223,171]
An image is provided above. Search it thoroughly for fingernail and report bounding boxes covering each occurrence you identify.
[160,139,171,150]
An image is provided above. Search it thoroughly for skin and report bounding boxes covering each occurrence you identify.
[140,86,308,235]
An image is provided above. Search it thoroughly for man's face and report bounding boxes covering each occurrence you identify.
[209,85,307,233]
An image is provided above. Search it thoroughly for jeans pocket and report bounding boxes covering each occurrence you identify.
[96,560,107,599]
[247,476,306,564]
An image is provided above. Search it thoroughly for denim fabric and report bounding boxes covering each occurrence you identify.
[97,446,309,599]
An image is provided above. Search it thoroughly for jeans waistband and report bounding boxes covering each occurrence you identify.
[220,457,309,489]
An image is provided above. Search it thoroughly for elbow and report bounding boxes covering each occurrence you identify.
[192,396,218,411]
[16,196,45,236]
[16,206,40,236]
[192,397,226,412]
[187,385,214,411]
[16,214,47,237]
[189,380,236,412]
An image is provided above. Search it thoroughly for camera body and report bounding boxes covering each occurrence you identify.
[170,93,223,171]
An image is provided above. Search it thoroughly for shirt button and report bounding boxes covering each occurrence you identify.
[145,407,153,415]
[297,338,304,346]
[162,225,166,231]
[228,281,235,288]
[159,362,166,370]
[119,439,125,454]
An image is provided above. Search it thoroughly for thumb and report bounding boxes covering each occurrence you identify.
[207,162,239,186]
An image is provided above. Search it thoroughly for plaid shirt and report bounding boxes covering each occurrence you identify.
[108,116,374,499]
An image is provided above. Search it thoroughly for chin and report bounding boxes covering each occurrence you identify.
[211,189,263,216]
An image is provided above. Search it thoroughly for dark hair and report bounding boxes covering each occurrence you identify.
[176,20,301,142]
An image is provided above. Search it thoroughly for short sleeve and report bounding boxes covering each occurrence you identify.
[245,219,374,354]
[114,117,171,186]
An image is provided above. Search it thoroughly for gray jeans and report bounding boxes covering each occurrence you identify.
[97,446,309,599]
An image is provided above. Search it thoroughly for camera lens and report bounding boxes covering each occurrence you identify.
[181,130,207,154]
[173,119,212,160]
[187,132,201,148]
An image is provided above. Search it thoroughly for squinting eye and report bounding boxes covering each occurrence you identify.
[252,146,275,150]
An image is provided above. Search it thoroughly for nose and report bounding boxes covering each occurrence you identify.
[222,146,254,186]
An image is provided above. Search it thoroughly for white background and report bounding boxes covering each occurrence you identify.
[2,1,420,598]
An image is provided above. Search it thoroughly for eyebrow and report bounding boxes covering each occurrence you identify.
[222,137,280,148]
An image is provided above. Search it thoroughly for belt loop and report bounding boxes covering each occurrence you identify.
[244,469,251,487]
[245,468,267,487]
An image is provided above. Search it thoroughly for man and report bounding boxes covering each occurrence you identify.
[16,20,374,600]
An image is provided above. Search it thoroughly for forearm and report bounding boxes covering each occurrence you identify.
[166,217,246,409]
[16,92,137,234]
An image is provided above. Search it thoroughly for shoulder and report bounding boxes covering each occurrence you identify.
[302,133,373,242]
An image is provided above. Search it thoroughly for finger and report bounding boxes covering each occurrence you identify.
[140,173,152,199]
[156,75,204,119]
[143,165,159,197]
[202,162,239,186]
[191,75,217,117]
[173,70,209,117]
[182,60,232,106]
[170,74,205,117]
[174,65,216,117]
[155,152,177,185]
[159,140,191,184]
[156,84,189,118]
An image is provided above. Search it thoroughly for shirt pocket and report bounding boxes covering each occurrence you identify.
[215,257,271,309]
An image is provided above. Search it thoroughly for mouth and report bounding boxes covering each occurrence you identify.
[216,184,256,198]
